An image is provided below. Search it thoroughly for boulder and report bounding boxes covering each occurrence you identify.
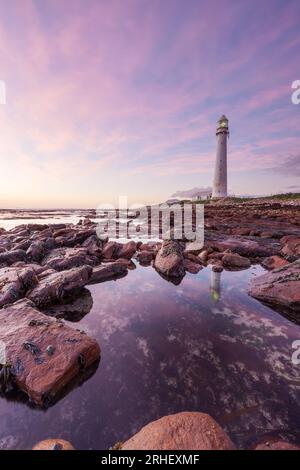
[154,240,185,279]
[122,412,235,450]
[0,266,38,308]
[32,439,74,450]
[0,299,100,406]
[27,265,93,307]
[249,260,300,312]
[222,253,251,270]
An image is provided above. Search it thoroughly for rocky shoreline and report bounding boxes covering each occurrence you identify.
[0,199,299,448]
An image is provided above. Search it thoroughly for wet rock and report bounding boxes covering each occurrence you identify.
[262,255,289,270]
[249,260,300,312]
[32,439,75,450]
[27,265,93,307]
[88,262,128,284]
[0,249,26,266]
[0,299,100,406]
[0,266,38,308]
[42,247,99,271]
[122,412,235,450]
[154,240,185,279]
[222,253,251,270]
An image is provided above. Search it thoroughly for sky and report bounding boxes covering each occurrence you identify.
[0,0,299,208]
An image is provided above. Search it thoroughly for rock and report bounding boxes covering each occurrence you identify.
[82,235,102,256]
[122,412,235,450]
[222,253,251,270]
[116,241,137,259]
[42,288,93,322]
[281,235,300,260]
[102,241,119,259]
[26,241,47,262]
[0,249,26,266]
[198,250,209,263]
[262,255,289,270]
[27,265,93,307]
[154,240,185,279]
[0,299,100,406]
[32,439,74,450]
[206,235,279,258]
[102,241,137,260]
[184,259,202,274]
[185,241,204,254]
[88,262,128,284]
[254,440,300,450]
[0,267,38,308]
[42,247,99,271]
[212,262,223,273]
[137,250,155,266]
[249,260,300,312]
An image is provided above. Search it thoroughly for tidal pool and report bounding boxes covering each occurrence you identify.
[0,264,300,450]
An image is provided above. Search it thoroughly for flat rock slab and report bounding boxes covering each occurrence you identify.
[27,265,92,307]
[0,266,38,308]
[122,412,235,450]
[42,247,99,271]
[0,299,100,406]
[88,262,128,284]
[249,259,300,312]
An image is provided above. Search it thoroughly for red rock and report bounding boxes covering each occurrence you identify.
[42,247,99,271]
[249,260,300,312]
[27,265,92,307]
[32,439,74,450]
[117,241,137,259]
[0,266,38,308]
[26,241,47,262]
[262,255,289,270]
[281,235,300,260]
[122,412,235,450]
[102,241,119,259]
[88,262,128,284]
[154,240,185,278]
[222,253,251,270]
[0,299,100,406]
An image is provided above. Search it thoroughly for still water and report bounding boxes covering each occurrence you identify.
[0,263,300,449]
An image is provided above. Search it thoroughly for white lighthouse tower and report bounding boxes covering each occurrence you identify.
[212,115,229,198]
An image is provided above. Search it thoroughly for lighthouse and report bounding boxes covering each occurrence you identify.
[212,115,229,198]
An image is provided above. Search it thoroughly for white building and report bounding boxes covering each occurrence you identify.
[212,115,229,198]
